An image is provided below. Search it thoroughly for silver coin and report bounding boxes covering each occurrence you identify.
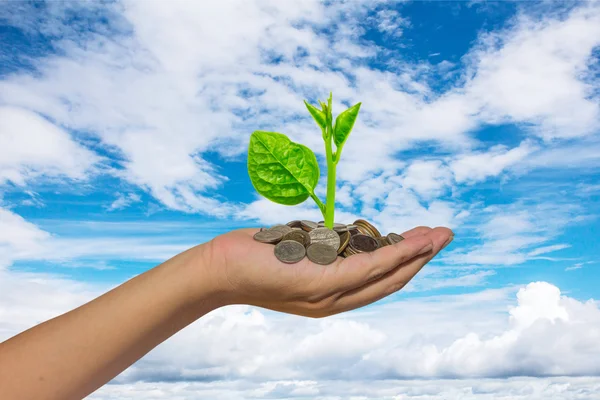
[274,240,306,264]
[286,220,302,228]
[318,222,346,230]
[308,227,340,250]
[300,220,318,232]
[253,230,283,244]
[332,223,351,232]
[282,230,311,247]
[306,243,338,265]
[269,224,293,236]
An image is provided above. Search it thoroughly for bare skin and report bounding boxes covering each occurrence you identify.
[0,225,452,400]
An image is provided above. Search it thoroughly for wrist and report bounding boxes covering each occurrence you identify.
[175,240,236,310]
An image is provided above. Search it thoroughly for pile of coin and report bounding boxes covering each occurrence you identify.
[253,219,405,265]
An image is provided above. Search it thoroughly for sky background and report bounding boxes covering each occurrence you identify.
[1,0,600,398]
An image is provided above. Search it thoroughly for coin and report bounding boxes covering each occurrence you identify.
[306,243,338,265]
[308,227,340,250]
[287,220,302,228]
[332,223,350,232]
[377,237,390,248]
[349,234,380,252]
[353,220,377,237]
[318,222,346,230]
[253,230,283,244]
[338,231,351,254]
[274,240,306,264]
[353,219,382,238]
[386,233,405,245]
[354,224,371,236]
[301,220,318,232]
[270,224,293,236]
[343,246,356,257]
[282,230,311,247]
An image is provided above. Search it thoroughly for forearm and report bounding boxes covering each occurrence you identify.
[0,243,224,400]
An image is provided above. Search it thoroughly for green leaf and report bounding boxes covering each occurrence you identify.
[333,102,361,148]
[248,131,320,206]
[304,100,326,130]
[318,100,326,110]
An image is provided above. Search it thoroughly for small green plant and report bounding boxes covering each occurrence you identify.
[247,93,361,229]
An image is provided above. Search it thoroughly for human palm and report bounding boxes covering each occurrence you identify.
[208,225,453,317]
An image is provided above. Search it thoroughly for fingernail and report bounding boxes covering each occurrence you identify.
[418,243,433,255]
[442,235,454,249]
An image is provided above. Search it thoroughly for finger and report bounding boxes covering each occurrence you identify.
[329,227,453,314]
[398,226,432,239]
[319,233,434,295]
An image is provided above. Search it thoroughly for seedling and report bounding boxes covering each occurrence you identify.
[247,93,361,229]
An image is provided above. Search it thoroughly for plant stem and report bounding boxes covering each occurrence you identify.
[310,193,326,219]
[324,132,336,229]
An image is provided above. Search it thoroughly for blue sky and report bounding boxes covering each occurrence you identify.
[1,1,600,399]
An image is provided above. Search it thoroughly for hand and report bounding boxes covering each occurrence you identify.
[205,226,453,317]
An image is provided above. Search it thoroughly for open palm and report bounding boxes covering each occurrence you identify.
[208,225,453,317]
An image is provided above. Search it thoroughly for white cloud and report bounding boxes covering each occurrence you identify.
[0,207,210,270]
[2,270,600,398]
[464,6,600,138]
[360,282,600,379]
[372,8,410,36]
[373,187,466,234]
[106,192,142,211]
[90,376,600,399]
[527,244,571,257]
[565,261,594,272]
[450,141,537,184]
[0,106,99,186]
[400,160,453,199]
[2,1,598,217]
[443,201,580,266]
[0,207,50,269]
[123,282,600,382]
[405,268,496,292]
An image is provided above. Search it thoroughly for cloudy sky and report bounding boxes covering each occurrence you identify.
[1,0,600,398]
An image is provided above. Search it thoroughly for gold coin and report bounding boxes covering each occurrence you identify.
[386,233,405,245]
[338,231,351,254]
[377,237,390,247]
[353,219,382,238]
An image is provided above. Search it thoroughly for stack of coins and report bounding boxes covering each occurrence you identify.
[253,219,405,265]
